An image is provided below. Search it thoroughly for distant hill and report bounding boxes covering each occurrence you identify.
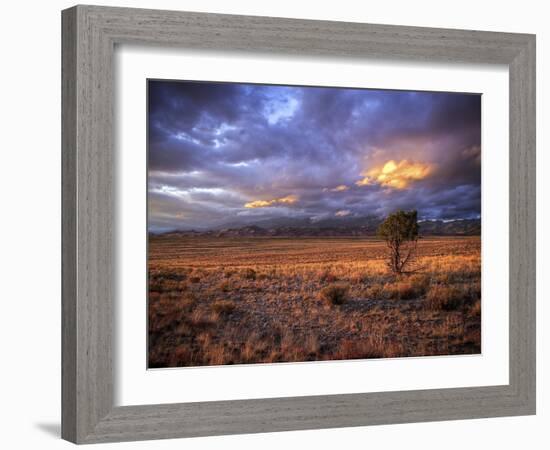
[418,219,481,236]
[156,216,480,238]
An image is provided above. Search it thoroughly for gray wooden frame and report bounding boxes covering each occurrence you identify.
[62,4,536,444]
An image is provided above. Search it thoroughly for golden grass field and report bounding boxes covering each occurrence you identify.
[148,236,481,367]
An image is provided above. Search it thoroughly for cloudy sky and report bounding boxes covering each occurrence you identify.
[148,80,481,232]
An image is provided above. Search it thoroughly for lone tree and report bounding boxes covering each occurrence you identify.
[377,210,419,274]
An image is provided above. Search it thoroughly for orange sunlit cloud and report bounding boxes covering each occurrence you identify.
[244,194,299,208]
[330,185,349,192]
[356,159,434,189]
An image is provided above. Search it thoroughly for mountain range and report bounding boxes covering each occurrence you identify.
[156,216,481,238]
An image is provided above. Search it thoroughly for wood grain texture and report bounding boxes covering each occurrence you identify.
[61,7,77,443]
[508,36,536,408]
[61,4,536,444]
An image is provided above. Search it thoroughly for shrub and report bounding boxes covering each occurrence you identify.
[383,274,430,300]
[383,281,416,300]
[425,284,465,310]
[218,281,232,292]
[409,274,431,292]
[242,268,257,280]
[319,283,349,305]
[189,276,201,283]
[211,299,237,314]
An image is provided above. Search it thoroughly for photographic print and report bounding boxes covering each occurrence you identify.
[147,80,481,368]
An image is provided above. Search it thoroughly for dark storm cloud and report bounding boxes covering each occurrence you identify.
[148,80,481,231]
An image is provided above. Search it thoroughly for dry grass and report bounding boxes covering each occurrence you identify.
[148,236,481,367]
[470,299,482,316]
[425,284,464,310]
[425,282,480,311]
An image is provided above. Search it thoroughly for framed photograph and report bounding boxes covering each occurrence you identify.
[146,80,484,368]
[62,5,536,444]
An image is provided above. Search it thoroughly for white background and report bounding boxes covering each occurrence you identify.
[116,47,509,405]
[0,0,547,449]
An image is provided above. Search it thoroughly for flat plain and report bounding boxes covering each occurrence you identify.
[148,236,481,367]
